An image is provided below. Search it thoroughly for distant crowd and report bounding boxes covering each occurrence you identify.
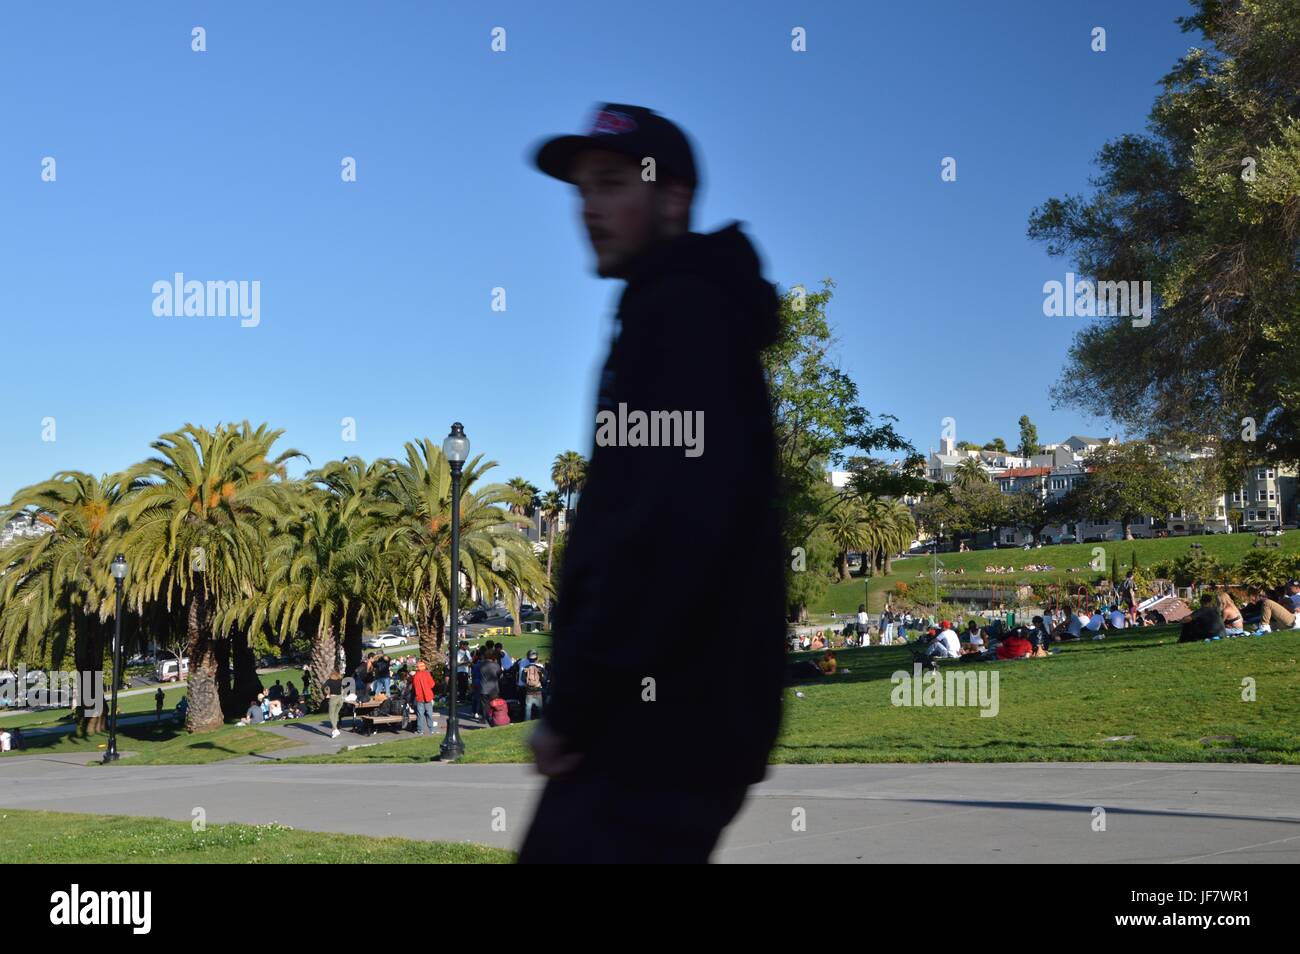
[310,641,552,737]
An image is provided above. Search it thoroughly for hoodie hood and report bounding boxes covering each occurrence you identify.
[622,221,781,350]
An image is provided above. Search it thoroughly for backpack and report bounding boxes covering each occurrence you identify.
[523,664,544,691]
[488,697,510,725]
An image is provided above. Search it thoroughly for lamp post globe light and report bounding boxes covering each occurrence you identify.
[104,553,128,763]
[439,423,469,761]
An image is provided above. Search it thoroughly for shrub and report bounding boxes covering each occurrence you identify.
[1234,549,1289,589]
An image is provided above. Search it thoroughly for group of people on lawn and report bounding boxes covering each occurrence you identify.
[310,642,551,738]
[1180,580,1300,642]
[236,678,309,725]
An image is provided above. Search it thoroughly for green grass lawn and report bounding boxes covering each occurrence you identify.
[0,663,310,763]
[1,717,298,764]
[280,625,1300,766]
[0,666,303,730]
[0,808,511,863]
[812,530,1300,616]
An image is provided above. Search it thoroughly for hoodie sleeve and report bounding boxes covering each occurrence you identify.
[543,273,764,745]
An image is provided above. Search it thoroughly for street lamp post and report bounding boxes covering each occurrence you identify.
[103,553,128,764]
[439,422,470,762]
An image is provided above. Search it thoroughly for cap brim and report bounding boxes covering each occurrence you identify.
[534,135,594,183]
[534,134,639,183]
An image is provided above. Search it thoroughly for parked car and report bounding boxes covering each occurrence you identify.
[364,633,405,649]
[467,608,489,624]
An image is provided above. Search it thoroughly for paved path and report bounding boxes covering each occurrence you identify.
[0,759,1296,862]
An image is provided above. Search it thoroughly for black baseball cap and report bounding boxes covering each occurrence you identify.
[533,103,699,188]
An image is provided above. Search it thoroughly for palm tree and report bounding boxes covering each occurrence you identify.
[824,494,878,581]
[120,423,303,731]
[504,477,540,635]
[369,440,550,662]
[0,471,135,734]
[550,451,587,525]
[307,456,392,672]
[259,487,370,708]
[538,490,565,628]
[953,457,990,491]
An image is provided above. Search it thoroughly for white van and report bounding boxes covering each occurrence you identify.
[155,656,190,683]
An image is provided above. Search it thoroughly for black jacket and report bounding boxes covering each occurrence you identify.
[544,222,786,788]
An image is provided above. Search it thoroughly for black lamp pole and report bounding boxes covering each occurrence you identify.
[103,553,127,764]
[439,422,469,761]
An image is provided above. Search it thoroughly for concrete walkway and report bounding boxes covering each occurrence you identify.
[0,759,1296,862]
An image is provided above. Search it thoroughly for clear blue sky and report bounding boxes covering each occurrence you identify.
[0,0,1197,500]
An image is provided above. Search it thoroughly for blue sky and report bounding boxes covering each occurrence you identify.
[0,0,1197,501]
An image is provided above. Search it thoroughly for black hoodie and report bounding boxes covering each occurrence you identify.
[544,221,787,789]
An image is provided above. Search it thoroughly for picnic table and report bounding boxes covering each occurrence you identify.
[353,699,413,735]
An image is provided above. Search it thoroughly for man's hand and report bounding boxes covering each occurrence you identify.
[528,721,584,779]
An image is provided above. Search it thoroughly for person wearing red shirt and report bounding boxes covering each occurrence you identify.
[996,629,1034,660]
[411,660,438,736]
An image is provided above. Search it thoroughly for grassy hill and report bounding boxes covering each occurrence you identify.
[279,625,1300,766]
[813,531,1300,616]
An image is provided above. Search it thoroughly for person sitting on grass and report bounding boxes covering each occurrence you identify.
[285,682,300,708]
[996,627,1034,660]
[1245,587,1299,633]
[238,694,266,725]
[818,650,838,675]
[1106,604,1127,630]
[1084,609,1106,639]
[1179,593,1227,643]
[927,621,962,660]
[1283,580,1300,614]
[1063,608,1088,640]
[961,622,985,655]
[1214,586,1245,635]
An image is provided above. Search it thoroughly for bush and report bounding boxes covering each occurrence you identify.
[1170,550,1223,587]
[1234,549,1289,589]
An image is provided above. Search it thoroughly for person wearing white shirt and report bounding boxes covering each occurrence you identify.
[928,622,962,659]
[1107,607,1126,629]
[1067,612,1087,638]
[856,605,870,646]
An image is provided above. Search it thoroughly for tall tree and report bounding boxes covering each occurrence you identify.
[538,490,565,629]
[550,452,587,524]
[763,281,924,615]
[371,439,549,661]
[1017,416,1040,459]
[1073,443,1181,541]
[0,472,135,734]
[1028,0,1300,469]
[121,423,303,731]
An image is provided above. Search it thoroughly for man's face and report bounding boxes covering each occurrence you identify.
[572,149,657,277]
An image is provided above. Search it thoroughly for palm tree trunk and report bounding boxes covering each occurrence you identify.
[343,606,363,674]
[229,627,261,719]
[184,588,223,732]
[512,587,523,636]
[544,520,556,629]
[418,591,442,661]
[310,619,336,711]
[73,608,108,736]
[837,550,850,582]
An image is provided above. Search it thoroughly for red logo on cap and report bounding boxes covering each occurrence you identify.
[589,109,637,136]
